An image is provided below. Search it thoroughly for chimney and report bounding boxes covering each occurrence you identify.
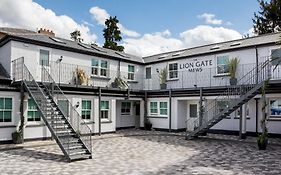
[38,28,55,37]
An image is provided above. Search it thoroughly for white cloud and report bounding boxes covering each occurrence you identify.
[123,30,184,57]
[197,13,223,25]
[89,6,140,38]
[124,26,242,56]
[180,25,242,47]
[0,0,97,43]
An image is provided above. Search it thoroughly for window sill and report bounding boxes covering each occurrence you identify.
[127,80,138,83]
[147,116,168,119]
[268,117,281,121]
[26,123,45,127]
[213,74,230,78]
[121,114,132,116]
[0,125,16,128]
[167,78,179,82]
[82,121,95,124]
[90,75,111,80]
[233,117,251,120]
[101,120,112,124]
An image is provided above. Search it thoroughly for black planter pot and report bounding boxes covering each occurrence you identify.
[111,82,118,88]
[12,132,23,144]
[258,138,268,150]
[144,122,152,130]
[230,77,237,85]
[160,83,167,89]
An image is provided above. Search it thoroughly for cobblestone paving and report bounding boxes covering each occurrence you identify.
[0,130,281,175]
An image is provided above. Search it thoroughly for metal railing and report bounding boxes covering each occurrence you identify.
[12,57,72,156]
[186,57,272,134]
[41,65,92,154]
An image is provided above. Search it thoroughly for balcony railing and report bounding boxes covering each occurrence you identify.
[16,60,281,91]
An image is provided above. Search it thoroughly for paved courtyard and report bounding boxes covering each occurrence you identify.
[0,130,281,175]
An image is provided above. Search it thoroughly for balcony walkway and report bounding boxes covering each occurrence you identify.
[0,129,281,175]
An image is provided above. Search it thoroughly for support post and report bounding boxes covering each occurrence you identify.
[20,82,25,141]
[255,98,259,135]
[239,105,243,139]
[241,103,247,139]
[169,90,172,132]
[199,87,203,127]
[98,87,102,136]
[144,91,148,127]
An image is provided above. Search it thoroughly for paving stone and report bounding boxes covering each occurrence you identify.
[0,129,280,175]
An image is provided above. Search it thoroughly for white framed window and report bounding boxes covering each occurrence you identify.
[270,99,281,118]
[91,59,108,77]
[101,101,109,120]
[160,102,168,115]
[145,67,151,79]
[0,97,12,123]
[27,99,40,122]
[128,65,135,80]
[149,101,168,117]
[216,55,229,75]
[121,102,131,115]
[82,100,92,120]
[39,49,50,66]
[150,102,158,115]
[168,62,178,79]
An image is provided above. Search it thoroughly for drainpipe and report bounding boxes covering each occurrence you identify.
[98,87,102,136]
[255,46,259,84]
[239,105,243,139]
[199,87,203,127]
[169,89,172,132]
[255,98,259,135]
[144,91,147,125]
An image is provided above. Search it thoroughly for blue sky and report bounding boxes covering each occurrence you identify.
[0,0,262,56]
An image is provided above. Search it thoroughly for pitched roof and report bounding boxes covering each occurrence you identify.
[0,28,144,64]
[143,32,281,64]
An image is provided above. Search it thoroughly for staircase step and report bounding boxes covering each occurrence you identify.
[69,153,92,161]
[69,148,88,156]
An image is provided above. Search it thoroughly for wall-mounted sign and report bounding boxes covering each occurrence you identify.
[179,60,213,72]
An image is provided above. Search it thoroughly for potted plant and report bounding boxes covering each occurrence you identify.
[159,67,168,89]
[73,68,89,85]
[258,128,268,150]
[228,57,239,85]
[111,76,128,89]
[258,80,269,150]
[12,112,25,144]
[144,119,152,130]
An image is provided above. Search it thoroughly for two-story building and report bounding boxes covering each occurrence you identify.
[0,27,280,145]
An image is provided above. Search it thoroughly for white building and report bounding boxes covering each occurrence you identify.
[0,27,280,161]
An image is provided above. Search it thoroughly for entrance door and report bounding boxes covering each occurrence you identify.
[135,102,140,128]
[186,102,198,131]
[38,49,50,81]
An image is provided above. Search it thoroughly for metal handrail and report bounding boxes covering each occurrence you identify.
[41,65,92,153]
[186,57,272,135]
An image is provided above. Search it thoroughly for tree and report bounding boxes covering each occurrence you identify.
[253,0,281,35]
[103,16,124,52]
[70,30,83,43]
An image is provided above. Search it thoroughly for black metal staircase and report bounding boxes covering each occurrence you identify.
[186,59,272,140]
[12,57,92,162]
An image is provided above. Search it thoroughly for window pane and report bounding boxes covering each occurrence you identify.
[100,69,107,76]
[4,98,12,109]
[101,101,109,110]
[146,67,151,79]
[160,109,167,115]
[0,98,4,109]
[92,67,98,75]
[40,50,49,66]
[160,102,167,108]
[190,104,197,118]
[270,100,281,116]
[100,60,108,68]
[101,111,108,119]
[3,111,11,122]
[91,59,99,67]
[128,65,135,72]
